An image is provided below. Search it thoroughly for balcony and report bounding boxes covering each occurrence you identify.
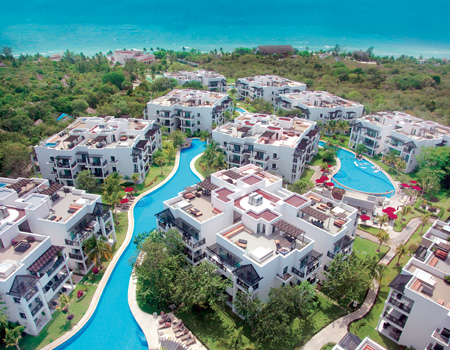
[387,296,412,313]
[383,309,408,328]
[208,255,226,271]
[432,329,450,346]
[58,172,73,179]
[291,266,305,278]
[25,287,39,302]
[207,243,241,270]
[228,157,245,165]
[45,256,65,276]
[51,270,69,291]
[193,252,206,263]
[30,301,44,317]
[69,253,83,261]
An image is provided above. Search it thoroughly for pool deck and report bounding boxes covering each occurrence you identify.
[42,150,182,350]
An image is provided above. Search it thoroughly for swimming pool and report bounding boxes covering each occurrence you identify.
[319,142,395,197]
[235,107,246,113]
[45,142,57,147]
[0,183,6,188]
[57,139,205,350]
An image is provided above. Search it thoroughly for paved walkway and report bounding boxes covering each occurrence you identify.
[302,217,422,349]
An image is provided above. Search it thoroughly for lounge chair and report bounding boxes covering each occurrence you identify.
[175,329,188,338]
[180,332,191,341]
[158,322,171,329]
[158,314,170,324]
[185,337,196,346]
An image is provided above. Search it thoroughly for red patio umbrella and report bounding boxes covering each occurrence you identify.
[320,175,329,181]
[360,214,370,221]
[384,206,396,212]
[325,182,335,187]
[120,198,129,204]
[327,164,332,168]
[315,178,325,184]
[401,183,410,188]
[387,212,398,220]
[124,187,134,193]
[410,180,417,184]
[412,185,422,191]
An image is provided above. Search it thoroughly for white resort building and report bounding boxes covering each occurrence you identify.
[0,177,115,336]
[349,111,450,173]
[164,70,227,92]
[145,89,233,133]
[156,165,357,307]
[275,91,364,122]
[377,219,450,350]
[33,116,161,185]
[333,334,388,350]
[236,75,306,103]
[212,113,320,183]
[112,50,155,65]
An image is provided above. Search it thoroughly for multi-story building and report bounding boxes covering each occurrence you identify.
[349,111,450,172]
[377,219,450,349]
[0,177,115,336]
[236,75,306,103]
[333,334,388,350]
[145,89,233,133]
[164,70,227,92]
[156,165,357,306]
[112,50,155,65]
[34,116,161,185]
[276,91,364,122]
[212,113,320,183]
[0,177,116,273]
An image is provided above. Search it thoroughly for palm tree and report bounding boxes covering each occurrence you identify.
[394,158,407,176]
[355,143,367,156]
[56,293,75,315]
[420,212,431,235]
[153,150,165,175]
[384,150,399,166]
[103,190,121,223]
[220,327,254,350]
[84,235,112,267]
[378,214,389,233]
[3,325,25,350]
[131,173,140,191]
[400,205,412,222]
[395,242,408,265]
[376,229,390,252]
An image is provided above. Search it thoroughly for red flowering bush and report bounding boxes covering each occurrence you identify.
[77,290,84,298]
[92,266,99,274]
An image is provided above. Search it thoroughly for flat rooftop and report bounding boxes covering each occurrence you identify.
[150,89,227,107]
[239,75,305,87]
[0,235,45,266]
[171,194,218,223]
[406,264,450,308]
[281,91,361,108]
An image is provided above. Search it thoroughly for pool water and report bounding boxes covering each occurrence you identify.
[319,142,395,197]
[57,139,205,350]
[235,107,246,113]
[0,183,6,187]
[45,142,57,147]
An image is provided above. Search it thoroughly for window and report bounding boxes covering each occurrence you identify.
[273,153,277,159]
[197,113,200,117]
[20,313,26,319]
[197,121,200,125]
[300,257,308,268]
[50,156,54,162]
[14,297,20,304]
[111,156,115,162]
[283,266,288,275]
[112,167,117,172]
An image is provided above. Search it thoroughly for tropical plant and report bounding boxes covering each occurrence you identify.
[394,158,407,176]
[400,205,412,222]
[291,178,314,194]
[378,214,389,233]
[131,173,140,191]
[3,325,25,350]
[169,130,186,148]
[83,235,112,266]
[395,242,408,265]
[56,293,75,315]
[355,143,367,156]
[153,150,165,175]
[75,169,99,193]
[419,212,431,235]
[376,229,390,252]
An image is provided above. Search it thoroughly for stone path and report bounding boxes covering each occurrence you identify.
[301,217,422,349]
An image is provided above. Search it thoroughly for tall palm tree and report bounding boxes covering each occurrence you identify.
[400,205,412,222]
[84,235,112,267]
[220,327,255,350]
[103,190,121,223]
[3,325,25,350]
[395,242,408,265]
[131,173,140,191]
[394,158,407,176]
[378,214,389,233]
[376,229,390,252]
[420,212,431,235]
[153,150,165,175]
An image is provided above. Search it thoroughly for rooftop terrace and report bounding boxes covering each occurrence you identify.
[151,89,227,107]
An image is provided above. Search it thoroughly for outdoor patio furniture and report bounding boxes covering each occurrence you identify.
[158,314,170,324]
[185,337,196,346]
[435,249,448,260]
[236,239,247,248]
[183,192,195,200]
[175,329,188,338]
[180,332,191,341]
[158,322,171,329]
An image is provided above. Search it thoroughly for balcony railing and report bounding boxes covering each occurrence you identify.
[327,251,336,259]
[388,297,412,313]
[30,302,44,316]
[209,256,225,271]
[432,329,450,345]
[46,256,65,276]
[193,238,206,249]
[291,266,305,278]
[383,311,407,328]
[51,271,69,291]
[193,252,206,263]
[69,253,83,260]
[25,287,38,301]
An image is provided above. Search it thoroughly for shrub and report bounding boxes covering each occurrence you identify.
[67,314,74,321]
[444,275,450,284]
[92,266,99,274]
[77,290,84,298]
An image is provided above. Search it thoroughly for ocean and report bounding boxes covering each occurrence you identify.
[1,0,450,58]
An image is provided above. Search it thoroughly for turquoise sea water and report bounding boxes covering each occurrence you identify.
[1,0,450,58]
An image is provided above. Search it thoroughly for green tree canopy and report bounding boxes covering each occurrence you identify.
[75,169,99,193]
[102,71,125,89]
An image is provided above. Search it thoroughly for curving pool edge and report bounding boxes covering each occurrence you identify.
[42,150,182,350]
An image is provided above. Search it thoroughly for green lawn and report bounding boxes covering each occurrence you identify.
[194,154,217,179]
[301,167,315,181]
[349,223,432,349]
[321,343,336,350]
[352,236,389,262]
[15,213,129,350]
[308,148,337,167]
[358,224,381,237]
[131,158,176,196]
